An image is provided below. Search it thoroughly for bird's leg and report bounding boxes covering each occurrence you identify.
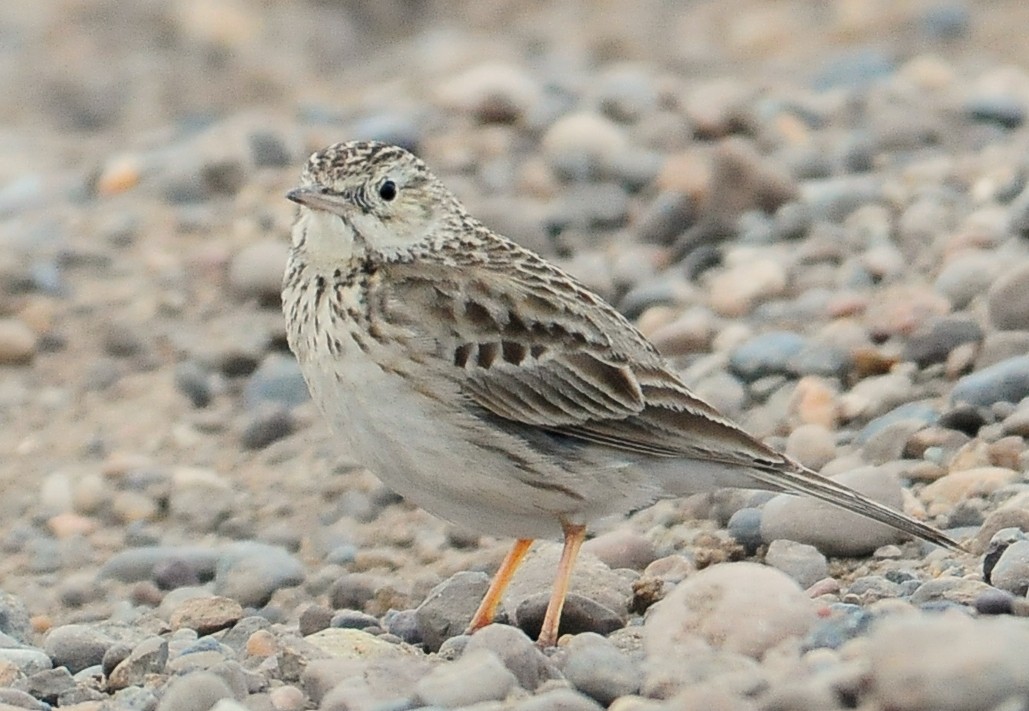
[467,538,534,633]
[537,522,587,647]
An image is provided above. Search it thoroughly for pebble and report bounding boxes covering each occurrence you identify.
[213,542,306,608]
[560,632,640,705]
[708,259,789,318]
[98,546,219,583]
[227,240,289,302]
[242,354,309,410]
[240,406,295,450]
[987,261,1029,330]
[951,355,1029,407]
[987,539,1029,596]
[933,252,1003,308]
[728,331,806,382]
[155,671,234,711]
[542,111,629,180]
[464,624,551,692]
[169,596,244,635]
[581,529,657,571]
[435,61,540,124]
[414,648,517,707]
[0,319,37,365]
[645,562,816,660]
[414,571,490,653]
[503,548,630,640]
[869,614,1029,711]
[764,539,829,588]
[784,423,836,471]
[513,688,605,711]
[904,316,982,367]
[42,624,112,674]
[106,636,169,690]
[921,466,1018,510]
[759,466,907,556]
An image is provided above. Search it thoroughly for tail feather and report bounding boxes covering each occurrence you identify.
[747,461,965,553]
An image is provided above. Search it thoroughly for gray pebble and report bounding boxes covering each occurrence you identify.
[729,331,806,382]
[242,354,309,410]
[764,539,828,588]
[155,671,234,711]
[904,316,982,367]
[328,572,388,611]
[174,360,215,408]
[0,591,33,644]
[951,355,1029,407]
[512,688,605,711]
[248,131,291,167]
[516,592,624,641]
[107,637,169,691]
[465,623,551,691]
[988,539,1029,596]
[415,571,490,653]
[414,648,516,707]
[382,608,421,645]
[635,191,695,245]
[857,401,938,444]
[760,466,905,556]
[99,545,219,583]
[43,623,114,674]
[0,648,53,675]
[0,687,50,710]
[214,541,305,608]
[869,614,1029,711]
[934,253,1002,308]
[988,262,1029,330]
[559,632,640,705]
[727,507,764,554]
[966,95,1025,129]
[13,666,75,704]
[581,529,656,571]
[239,406,295,450]
[329,609,380,631]
[298,605,333,637]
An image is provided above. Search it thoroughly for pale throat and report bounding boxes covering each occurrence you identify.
[295,208,363,272]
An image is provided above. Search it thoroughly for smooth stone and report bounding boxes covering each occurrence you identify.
[759,466,906,556]
[764,539,829,588]
[988,540,1029,596]
[435,61,540,124]
[415,571,490,653]
[784,424,836,471]
[170,596,244,635]
[504,547,630,638]
[42,624,113,674]
[560,631,640,705]
[106,636,169,690]
[15,666,75,704]
[304,628,407,661]
[464,624,551,691]
[542,111,629,180]
[98,546,219,582]
[708,260,789,318]
[213,541,306,608]
[314,657,432,710]
[414,648,516,707]
[921,467,1018,509]
[951,356,1029,406]
[727,508,763,554]
[728,331,806,382]
[512,688,605,711]
[869,614,1029,711]
[581,529,657,571]
[904,316,983,367]
[988,262,1029,330]
[243,354,309,410]
[240,406,295,450]
[227,239,288,302]
[155,671,234,711]
[856,401,938,444]
[0,648,52,675]
[934,252,1003,309]
[644,562,816,659]
[635,190,695,245]
[0,319,36,365]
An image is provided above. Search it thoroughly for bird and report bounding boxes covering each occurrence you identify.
[281,140,962,647]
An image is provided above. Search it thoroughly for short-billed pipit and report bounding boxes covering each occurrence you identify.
[282,141,961,647]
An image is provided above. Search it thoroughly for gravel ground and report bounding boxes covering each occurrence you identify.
[3,1,1029,709]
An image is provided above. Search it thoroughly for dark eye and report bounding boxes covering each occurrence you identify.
[378,180,397,201]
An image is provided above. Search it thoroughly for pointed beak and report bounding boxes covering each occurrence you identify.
[286,187,349,213]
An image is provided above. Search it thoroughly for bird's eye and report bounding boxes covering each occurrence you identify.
[378,180,397,202]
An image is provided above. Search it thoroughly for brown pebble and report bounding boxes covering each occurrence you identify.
[47,512,97,539]
[30,615,52,634]
[169,595,243,635]
[246,629,278,657]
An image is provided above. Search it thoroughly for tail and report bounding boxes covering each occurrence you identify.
[747,460,965,553]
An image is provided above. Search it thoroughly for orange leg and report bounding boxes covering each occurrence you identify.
[467,538,534,633]
[537,522,587,647]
